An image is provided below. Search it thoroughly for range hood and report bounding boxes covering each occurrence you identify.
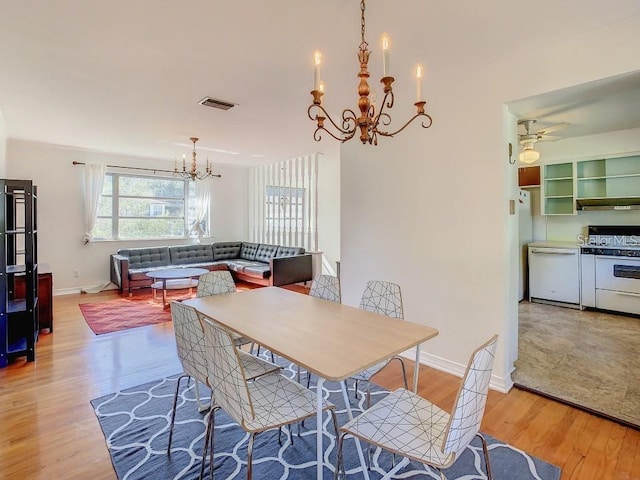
[576,197,640,211]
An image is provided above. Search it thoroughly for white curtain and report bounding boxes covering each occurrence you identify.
[191,180,211,239]
[81,163,106,245]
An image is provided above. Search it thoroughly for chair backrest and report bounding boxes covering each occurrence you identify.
[359,280,404,319]
[170,301,209,384]
[196,270,236,298]
[309,274,341,303]
[199,315,255,424]
[441,335,499,458]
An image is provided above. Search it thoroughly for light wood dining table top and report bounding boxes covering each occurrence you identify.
[183,286,439,382]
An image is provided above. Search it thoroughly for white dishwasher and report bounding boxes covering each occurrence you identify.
[528,242,580,306]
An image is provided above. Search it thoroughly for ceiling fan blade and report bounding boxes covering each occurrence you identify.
[536,135,563,142]
[535,122,570,135]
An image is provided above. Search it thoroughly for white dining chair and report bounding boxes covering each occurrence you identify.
[351,280,409,409]
[335,335,499,479]
[196,270,274,361]
[167,301,281,454]
[310,274,342,303]
[198,314,339,480]
[196,270,236,297]
[303,274,342,387]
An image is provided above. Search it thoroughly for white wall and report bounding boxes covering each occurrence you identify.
[340,14,640,391]
[6,139,249,293]
[533,127,640,242]
[316,152,340,273]
[0,110,6,177]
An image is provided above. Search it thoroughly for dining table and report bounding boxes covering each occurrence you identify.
[183,286,439,479]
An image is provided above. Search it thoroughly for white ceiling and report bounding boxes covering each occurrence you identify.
[1,1,639,166]
[508,71,640,142]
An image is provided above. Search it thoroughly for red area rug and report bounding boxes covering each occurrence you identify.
[79,289,192,335]
[79,282,307,335]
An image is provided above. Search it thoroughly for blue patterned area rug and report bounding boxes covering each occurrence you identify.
[91,360,561,480]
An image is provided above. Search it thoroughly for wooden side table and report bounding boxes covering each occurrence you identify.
[13,263,54,333]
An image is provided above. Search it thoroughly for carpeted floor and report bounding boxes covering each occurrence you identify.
[92,357,561,480]
[514,300,640,429]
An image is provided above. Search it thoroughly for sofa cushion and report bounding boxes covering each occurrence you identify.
[275,245,305,257]
[255,244,279,263]
[118,247,170,269]
[212,242,242,260]
[225,259,264,273]
[242,264,271,279]
[239,242,260,261]
[169,244,214,265]
[129,265,176,282]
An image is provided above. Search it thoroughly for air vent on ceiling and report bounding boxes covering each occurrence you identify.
[198,97,236,111]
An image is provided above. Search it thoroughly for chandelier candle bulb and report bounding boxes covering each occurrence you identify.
[182,154,186,170]
[381,33,390,77]
[313,51,322,90]
[416,64,424,102]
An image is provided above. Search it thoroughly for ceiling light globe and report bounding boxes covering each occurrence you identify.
[519,149,540,164]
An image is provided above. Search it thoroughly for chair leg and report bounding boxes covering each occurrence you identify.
[199,406,217,480]
[209,409,216,480]
[249,342,255,354]
[366,381,373,469]
[194,379,210,413]
[353,380,359,399]
[247,432,256,480]
[334,432,346,480]
[477,433,493,480]
[167,374,188,454]
[393,357,409,390]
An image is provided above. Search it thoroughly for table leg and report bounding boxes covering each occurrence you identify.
[340,381,371,480]
[316,378,324,479]
[162,279,168,309]
[413,343,421,393]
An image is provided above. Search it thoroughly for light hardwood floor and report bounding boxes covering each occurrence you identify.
[0,290,639,479]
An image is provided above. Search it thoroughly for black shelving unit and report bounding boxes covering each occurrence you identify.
[0,179,38,368]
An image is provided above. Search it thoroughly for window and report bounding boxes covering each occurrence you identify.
[265,185,305,233]
[92,174,198,240]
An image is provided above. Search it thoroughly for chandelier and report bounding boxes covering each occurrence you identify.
[307,0,433,145]
[174,137,215,181]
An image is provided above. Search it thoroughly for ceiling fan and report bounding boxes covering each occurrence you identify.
[517,119,570,164]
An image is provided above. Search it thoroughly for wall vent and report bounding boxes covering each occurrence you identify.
[198,97,236,111]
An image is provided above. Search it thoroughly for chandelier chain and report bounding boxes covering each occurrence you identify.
[360,0,368,50]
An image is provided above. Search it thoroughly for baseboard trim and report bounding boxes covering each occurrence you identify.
[398,347,513,394]
[55,284,118,296]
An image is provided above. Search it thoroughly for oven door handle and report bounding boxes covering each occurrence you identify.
[613,291,640,298]
[530,249,577,255]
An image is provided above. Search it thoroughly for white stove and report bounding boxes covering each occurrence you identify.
[581,225,640,315]
[581,225,640,257]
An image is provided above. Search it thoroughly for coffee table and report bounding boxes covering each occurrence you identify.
[146,267,209,309]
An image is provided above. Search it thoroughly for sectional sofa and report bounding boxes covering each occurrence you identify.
[110,241,312,295]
